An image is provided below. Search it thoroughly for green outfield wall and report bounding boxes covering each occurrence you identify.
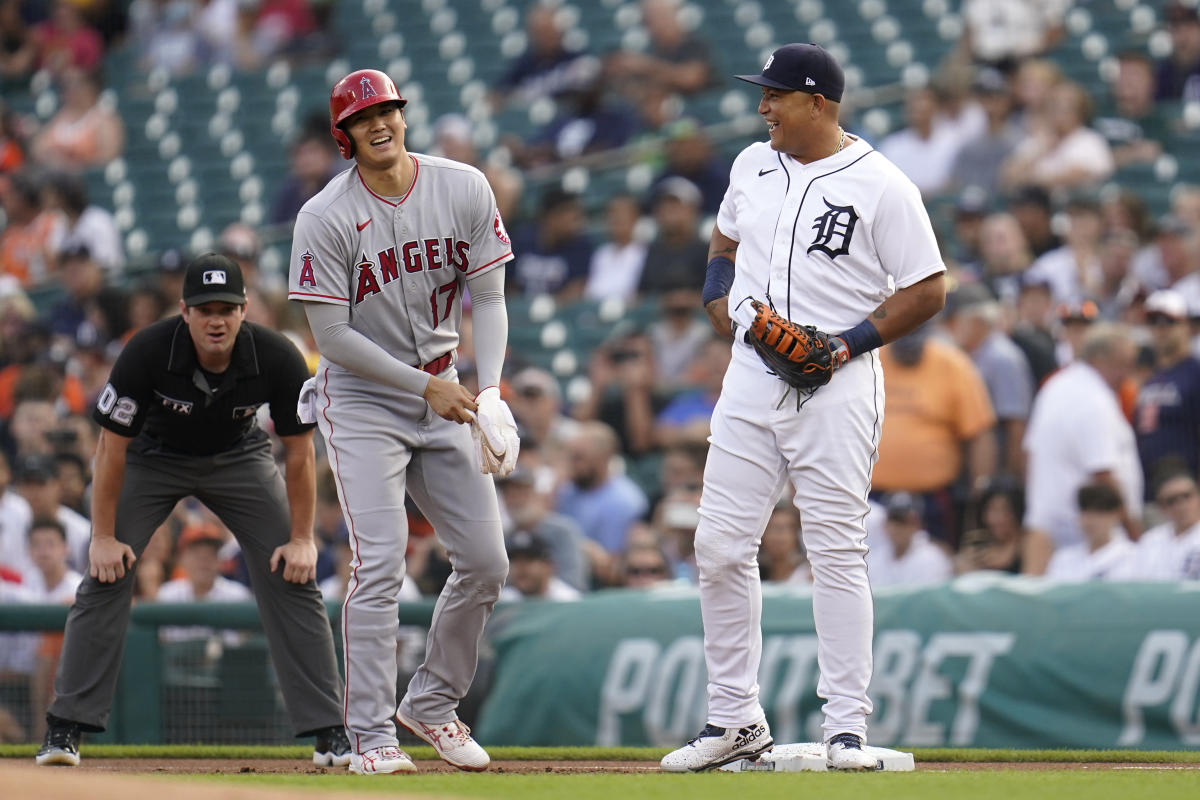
[2,577,1199,748]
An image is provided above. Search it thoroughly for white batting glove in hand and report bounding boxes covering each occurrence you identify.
[471,386,520,477]
[297,376,318,424]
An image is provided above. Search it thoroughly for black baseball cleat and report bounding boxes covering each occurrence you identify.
[36,720,81,766]
[313,725,352,767]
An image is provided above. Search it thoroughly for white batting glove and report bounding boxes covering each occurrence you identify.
[471,386,520,478]
[296,376,318,424]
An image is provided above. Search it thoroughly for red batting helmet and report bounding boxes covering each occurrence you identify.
[329,69,407,159]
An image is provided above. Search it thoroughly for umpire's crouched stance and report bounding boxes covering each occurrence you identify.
[36,254,349,768]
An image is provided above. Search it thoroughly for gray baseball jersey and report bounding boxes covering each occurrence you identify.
[288,153,513,367]
[287,153,513,755]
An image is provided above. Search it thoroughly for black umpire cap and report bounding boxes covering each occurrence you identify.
[182,253,247,306]
[736,43,845,103]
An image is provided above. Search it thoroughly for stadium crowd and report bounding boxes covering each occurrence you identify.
[1,0,1200,739]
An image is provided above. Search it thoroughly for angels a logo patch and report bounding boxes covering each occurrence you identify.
[494,210,510,245]
[297,250,317,287]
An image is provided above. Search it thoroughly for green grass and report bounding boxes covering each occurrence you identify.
[184,771,1200,800]
[3,744,1200,763]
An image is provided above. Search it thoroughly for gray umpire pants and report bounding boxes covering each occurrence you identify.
[49,434,344,737]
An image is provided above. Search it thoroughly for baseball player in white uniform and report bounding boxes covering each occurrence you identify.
[288,69,518,775]
[660,44,946,772]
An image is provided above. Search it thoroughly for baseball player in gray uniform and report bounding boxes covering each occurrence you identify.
[660,44,946,772]
[288,69,518,775]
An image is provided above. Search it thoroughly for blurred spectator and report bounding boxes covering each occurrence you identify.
[878,86,961,197]
[654,336,728,447]
[1008,185,1061,258]
[1133,469,1200,579]
[31,0,104,78]
[637,177,706,298]
[491,4,592,108]
[0,450,32,577]
[13,453,88,572]
[484,162,524,230]
[312,462,346,584]
[216,222,267,293]
[0,290,36,368]
[556,421,648,555]
[430,113,478,167]
[1054,299,1100,367]
[193,0,239,67]
[268,115,340,227]
[950,69,1020,200]
[575,325,666,456]
[128,0,199,74]
[959,0,1067,67]
[154,247,188,306]
[156,522,252,643]
[499,530,581,602]
[506,366,580,461]
[1025,195,1105,305]
[1023,324,1143,573]
[947,187,990,269]
[583,193,647,303]
[125,282,169,337]
[974,211,1034,303]
[647,287,711,390]
[758,502,810,586]
[874,324,997,545]
[1010,57,1063,139]
[22,516,81,600]
[606,0,713,105]
[0,170,63,287]
[316,533,351,601]
[43,242,129,350]
[1095,51,1169,169]
[943,283,1034,479]
[955,478,1047,575]
[0,100,27,174]
[1174,184,1200,231]
[235,0,317,70]
[1134,290,1200,489]
[650,118,728,216]
[869,492,953,588]
[1044,482,1137,581]
[654,440,707,507]
[509,188,593,300]
[31,68,124,171]
[1155,0,1200,102]
[654,486,700,583]
[1159,217,1200,312]
[515,71,639,167]
[1000,80,1115,193]
[1096,229,1145,319]
[617,540,672,588]
[50,450,87,518]
[44,170,123,276]
[496,465,587,592]
[0,0,35,81]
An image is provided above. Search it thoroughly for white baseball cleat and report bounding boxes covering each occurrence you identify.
[660,720,773,772]
[395,708,490,772]
[348,745,417,775]
[826,733,881,770]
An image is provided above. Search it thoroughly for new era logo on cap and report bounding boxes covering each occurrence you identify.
[806,77,816,86]
[203,270,228,285]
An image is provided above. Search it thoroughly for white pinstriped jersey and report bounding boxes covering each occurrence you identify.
[288,153,513,367]
[718,137,945,335]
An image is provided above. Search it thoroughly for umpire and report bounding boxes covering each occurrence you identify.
[36,253,349,767]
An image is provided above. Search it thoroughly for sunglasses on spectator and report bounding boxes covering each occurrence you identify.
[1146,313,1185,327]
[1158,488,1197,506]
[627,565,667,576]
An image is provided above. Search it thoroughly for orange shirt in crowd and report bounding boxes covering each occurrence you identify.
[873,337,996,492]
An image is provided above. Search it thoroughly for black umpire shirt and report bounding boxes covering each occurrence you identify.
[93,317,315,455]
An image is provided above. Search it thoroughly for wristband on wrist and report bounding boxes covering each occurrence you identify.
[836,319,883,360]
[701,256,735,306]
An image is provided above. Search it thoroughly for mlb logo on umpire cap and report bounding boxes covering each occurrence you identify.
[182,253,247,306]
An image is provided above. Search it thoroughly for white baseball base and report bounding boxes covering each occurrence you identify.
[718,743,915,772]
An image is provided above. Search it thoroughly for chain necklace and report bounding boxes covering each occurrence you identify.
[833,126,846,157]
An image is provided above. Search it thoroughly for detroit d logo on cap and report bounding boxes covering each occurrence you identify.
[203,270,228,285]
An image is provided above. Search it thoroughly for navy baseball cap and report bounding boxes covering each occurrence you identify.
[736,43,845,103]
[182,253,247,306]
